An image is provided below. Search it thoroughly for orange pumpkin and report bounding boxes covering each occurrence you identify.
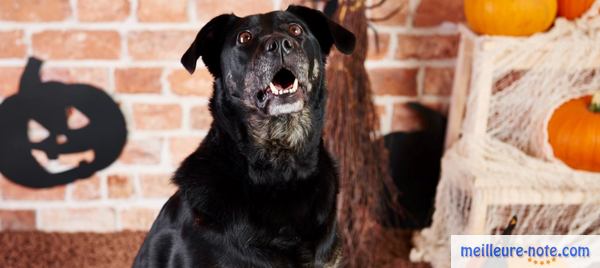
[548,92,600,172]
[464,0,557,36]
[557,0,595,20]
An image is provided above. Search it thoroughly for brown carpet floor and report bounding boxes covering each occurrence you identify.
[0,231,146,268]
[0,230,430,267]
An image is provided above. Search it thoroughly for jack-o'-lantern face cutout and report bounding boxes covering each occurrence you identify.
[28,107,95,174]
[0,57,127,188]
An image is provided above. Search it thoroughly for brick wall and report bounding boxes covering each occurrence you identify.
[0,0,463,232]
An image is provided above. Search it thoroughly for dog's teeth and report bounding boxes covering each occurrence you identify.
[269,83,278,94]
[292,79,298,92]
[283,89,289,94]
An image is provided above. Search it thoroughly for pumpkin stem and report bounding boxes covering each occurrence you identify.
[590,91,600,113]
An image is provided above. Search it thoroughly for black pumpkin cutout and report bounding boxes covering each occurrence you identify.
[0,57,127,188]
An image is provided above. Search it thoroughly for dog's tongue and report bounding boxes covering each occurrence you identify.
[271,81,290,90]
[272,81,286,90]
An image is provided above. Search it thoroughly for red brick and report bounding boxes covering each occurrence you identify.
[423,67,454,96]
[414,0,465,27]
[190,104,213,130]
[128,31,195,61]
[77,0,130,22]
[279,0,306,8]
[196,0,274,22]
[280,1,355,16]
[169,136,203,165]
[422,99,449,116]
[0,67,23,97]
[70,176,101,200]
[395,34,459,60]
[369,68,418,96]
[0,210,36,231]
[0,0,70,21]
[0,30,26,58]
[369,0,409,25]
[42,67,110,90]
[132,103,182,130]
[38,208,116,231]
[367,33,390,60]
[108,174,134,199]
[138,0,188,22]
[280,0,300,10]
[0,176,66,200]
[115,68,162,94]
[119,137,163,165]
[120,207,160,230]
[32,30,121,60]
[0,66,109,97]
[168,69,213,97]
[139,173,177,198]
[391,102,423,132]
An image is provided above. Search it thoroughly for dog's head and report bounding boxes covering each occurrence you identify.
[181,5,355,153]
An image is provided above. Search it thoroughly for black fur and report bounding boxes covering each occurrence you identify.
[133,5,355,268]
[381,103,446,228]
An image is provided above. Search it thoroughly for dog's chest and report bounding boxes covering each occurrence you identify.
[209,220,320,265]
[200,197,333,265]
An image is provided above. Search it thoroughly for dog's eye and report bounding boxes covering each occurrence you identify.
[238,31,252,44]
[288,24,303,37]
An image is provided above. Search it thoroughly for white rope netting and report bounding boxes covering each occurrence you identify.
[412,3,600,267]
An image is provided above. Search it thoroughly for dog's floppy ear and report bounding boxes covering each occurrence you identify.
[286,5,356,55]
[181,14,238,75]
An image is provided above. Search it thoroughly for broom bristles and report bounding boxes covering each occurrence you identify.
[323,1,402,266]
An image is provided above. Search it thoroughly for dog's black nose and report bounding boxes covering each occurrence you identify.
[266,39,278,52]
[264,37,295,55]
[282,39,294,54]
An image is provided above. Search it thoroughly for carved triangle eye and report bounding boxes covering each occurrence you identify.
[66,106,90,130]
[28,119,49,143]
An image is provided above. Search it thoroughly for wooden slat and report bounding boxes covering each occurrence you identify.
[444,30,474,150]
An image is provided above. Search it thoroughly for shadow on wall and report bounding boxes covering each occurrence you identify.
[380,102,447,229]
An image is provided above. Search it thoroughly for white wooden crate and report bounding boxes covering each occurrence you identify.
[412,18,600,267]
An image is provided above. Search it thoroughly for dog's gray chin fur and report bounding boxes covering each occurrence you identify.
[267,100,304,116]
[248,107,312,157]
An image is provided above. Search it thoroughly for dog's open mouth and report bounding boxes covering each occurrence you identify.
[268,68,298,96]
[256,68,304,116]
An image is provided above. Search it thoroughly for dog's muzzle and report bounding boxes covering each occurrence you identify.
[256,68,305,116]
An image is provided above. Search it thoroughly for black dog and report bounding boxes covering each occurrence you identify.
[133,5,355,268]
[382,103,446,229]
